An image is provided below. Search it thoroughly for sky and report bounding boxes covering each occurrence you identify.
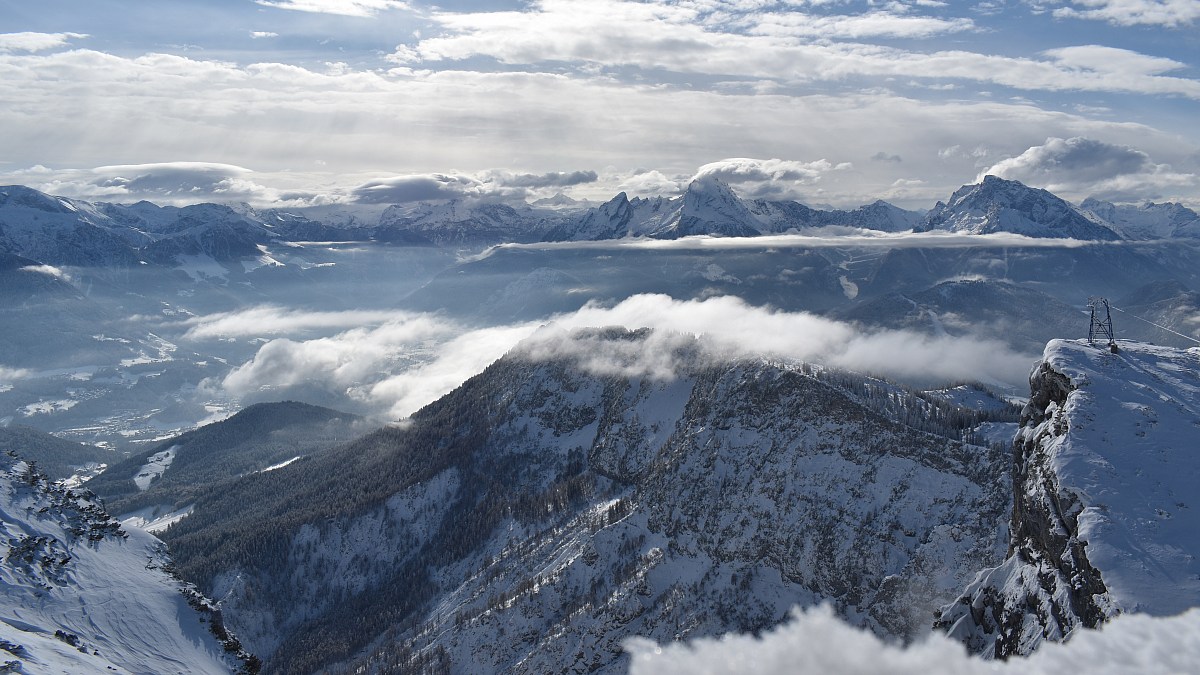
[1,0,1198,209]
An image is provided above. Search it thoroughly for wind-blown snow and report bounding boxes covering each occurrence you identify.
[626,604,1200,675]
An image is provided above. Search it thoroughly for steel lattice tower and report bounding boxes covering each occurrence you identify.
[1088,297,1116,350]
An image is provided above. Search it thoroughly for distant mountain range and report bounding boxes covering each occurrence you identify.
[3,177,1198,269]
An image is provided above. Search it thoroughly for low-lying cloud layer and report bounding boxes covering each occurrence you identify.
[484,231,1103,259]
[202,294,1036,421]
[182,306,414,340]
[627,604,1200,675]
[19,264,70,281]
[0,366,31,384]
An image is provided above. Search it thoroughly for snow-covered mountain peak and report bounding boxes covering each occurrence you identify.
[923,175,1121,240]
[0,185,81,214]
[548,191,642,240]
[679,176,745,212]
[1080,197,1200,239]
[657,177,763,238]
[849,199,923,232]
[531,192,592,210]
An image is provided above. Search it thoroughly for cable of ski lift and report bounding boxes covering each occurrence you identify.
[1109,305,1200,346]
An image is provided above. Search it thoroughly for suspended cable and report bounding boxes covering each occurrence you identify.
[1110,305,1200,346]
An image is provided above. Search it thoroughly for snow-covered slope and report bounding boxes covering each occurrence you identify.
[0,454,248,674]
[162,328,1013,674]
[937,339,1200,657]
[922,176,1121,240]
[1081,198,1200,240]
[545,192,676,240]
[0,186,145,267]
[12,178,1179,261]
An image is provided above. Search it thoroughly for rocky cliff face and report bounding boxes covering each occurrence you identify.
[937,339,1200,658]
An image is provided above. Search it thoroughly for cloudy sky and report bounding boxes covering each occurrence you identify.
[2,0,1198,208]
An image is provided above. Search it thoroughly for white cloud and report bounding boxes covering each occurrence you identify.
[1053,0,1200,26]
[559,295,1034,387]
[364,323,539,417]
[18,264,71,281]
[479,169,599,189]
[1,47,1195,209]
[982,137,1199,202]
[250,31,280,39]
[627,603,1200,675]
[210,293,1037,420]
[740,10,976,39]
[695,157,851,184]
[91,161,266,197]
[19,162,285,205]
[1043,45,1188,77]
[0,365,30,383]
[218,313,460,409]
[351,169,599,203]
[182,306,408,339]
[352,173,483,203]
[0,32,86,53]
[692,157,853,200]
[617,171,688,197]
[390,1,1200,99]
[255,0,410,17]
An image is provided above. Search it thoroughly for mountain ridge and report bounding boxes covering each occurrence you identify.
[7,175,1183,271]
[152,328,1016,673]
